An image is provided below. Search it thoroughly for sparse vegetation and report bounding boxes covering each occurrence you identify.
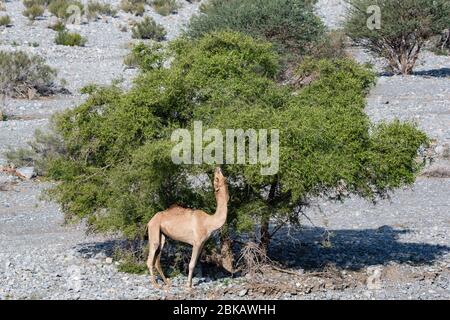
[345,0,450,75]
[48,19,66,31]
[120,0,145,16]
[48,0,84,20]
[113,246,148,274]
[55,30,87,46]
[23,0,51,8]
[150,0,179,16]
[0,14,11,26]
[435,29,450,55]
[124,42,165,70]
[0,51,57,99]
[131,16,166,40]
[22,3,45,21]
[86,0,117,20]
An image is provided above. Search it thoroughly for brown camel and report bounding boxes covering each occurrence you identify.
[146,167,229,288]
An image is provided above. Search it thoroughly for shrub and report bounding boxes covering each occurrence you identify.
[55,30,87,46]
[131,16,166,40]
[120,0,145,16]
[6,129,64,175]
[86,0,117,20]
[23,0,51,8]
[0,51,57,99]
[150,0,179,16]
[0,15,11,27]
[435,28,450,55]
[187,0,326,58]
[124,42,165,70]
[345,0,450,75]
[22,4,45,21]
[18,32,428,267]
[48,0,84,20]
[48,19,66,31]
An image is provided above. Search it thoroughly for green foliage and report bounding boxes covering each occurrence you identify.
[6,129,65,176]
[48,19,66,31]
[0,51,57,98]
[345,0,450,75]
[124,42,165,71]
[22,4,45,21]
[113,247,148,274]
[131,16,166,40]
[120,0,145,16]
[48,0,84,20]
[55,30,87,46]
[150,0,179,16]
[86,0,117,20]
[187,0,326,59]
[0,15,11,26]
[28,32,427,250]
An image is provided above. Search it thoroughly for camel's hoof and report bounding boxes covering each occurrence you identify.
[164,279,172,287]
[150,281,162,290]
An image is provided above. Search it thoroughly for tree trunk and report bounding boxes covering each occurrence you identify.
[259,182,277,253]
[260,215,271,254]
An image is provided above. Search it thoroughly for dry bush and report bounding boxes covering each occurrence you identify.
[131,16,166,40]
[0,51,57,99]
[0,14,11,26]
[22,4,44,21]
[6,129,65,175]
[86,0,117,20]
[421,166,450,178]
[120,0,145,16]
[150,0,179,16]
[236,242,272,277]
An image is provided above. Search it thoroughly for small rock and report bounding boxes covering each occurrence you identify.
[238,289,248,297]
[366,266,383,290]
[16,167,35,180]
[105,257,113,264]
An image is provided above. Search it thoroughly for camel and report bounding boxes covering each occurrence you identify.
[146,167,229,288]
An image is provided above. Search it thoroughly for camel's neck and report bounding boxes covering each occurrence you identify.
[207,189,228,232]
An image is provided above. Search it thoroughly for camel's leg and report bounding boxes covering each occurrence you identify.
[146,223,161,288]
[155,234,170,286]
[187,242,204,288]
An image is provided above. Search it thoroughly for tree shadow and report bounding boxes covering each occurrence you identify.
[73,238,232,281]
[379,68,450,78]
[269,225,450,271]
[73,225,449,279]
[74,239,125,259]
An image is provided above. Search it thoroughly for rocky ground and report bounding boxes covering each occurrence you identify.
[0,0,449,300]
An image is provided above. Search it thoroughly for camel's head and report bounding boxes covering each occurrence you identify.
[213,167,228,199]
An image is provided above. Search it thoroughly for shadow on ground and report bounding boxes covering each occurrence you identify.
[269,225,450,271]
[73,225,450,277]
[380,68,450,78]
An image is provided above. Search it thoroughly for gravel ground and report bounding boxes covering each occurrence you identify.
[0,0,449,300]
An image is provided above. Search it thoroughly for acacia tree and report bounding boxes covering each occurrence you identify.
[345,0,450,75]
[29,32,428,267]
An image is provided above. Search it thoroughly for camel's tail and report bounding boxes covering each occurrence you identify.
[143,222,149,240]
